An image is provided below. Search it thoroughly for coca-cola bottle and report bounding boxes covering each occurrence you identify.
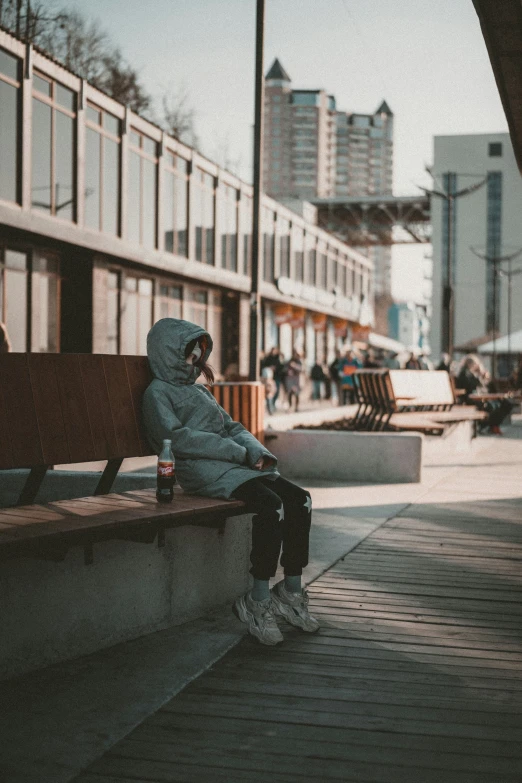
[156,439,175,503]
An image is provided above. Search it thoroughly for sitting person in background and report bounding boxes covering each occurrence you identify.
[437,353,452,373]
[457,354,513,435]
[384,351,401,369]
[405,353,421,370]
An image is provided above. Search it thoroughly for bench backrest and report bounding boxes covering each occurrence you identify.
[388,370,455,407]
[0,354,265,470]
[0,354,153,470]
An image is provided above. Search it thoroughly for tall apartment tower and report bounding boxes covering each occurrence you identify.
[264,59,394,333]
[264,58,394,201]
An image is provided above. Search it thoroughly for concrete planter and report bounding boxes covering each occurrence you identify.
[267,429,423,484]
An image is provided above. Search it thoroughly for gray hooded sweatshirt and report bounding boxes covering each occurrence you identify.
[142,318,279,499]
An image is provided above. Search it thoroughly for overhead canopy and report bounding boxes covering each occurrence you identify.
[478,330,522,354]
[367,332,406,354]
[472,0,522,173]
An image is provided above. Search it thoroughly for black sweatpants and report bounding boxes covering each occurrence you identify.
[232,476,312,580]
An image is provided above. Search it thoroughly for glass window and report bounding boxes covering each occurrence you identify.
[185,288,208,328]
[31,99,52,214]
[163,154,188,257]
[0,249,28,351]
[489,142,502,157]
[263,208,275,283]
[33,73,51,96]
[0,48,19,80]
[107,270,120,354]
[193,168,215,265]
[292,92,320,107]
[31,252,60,352]
[85,104,121,235]
[157,282,183,320]
[31,73,76,220]
[127,129,157,248]
[0,52,21,204]
[279,217,290,278]
[121,275,153,355]
[293,226,304,283]
[221,184,238,272]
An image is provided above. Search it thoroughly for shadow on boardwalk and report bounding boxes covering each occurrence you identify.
[73,472,522,782]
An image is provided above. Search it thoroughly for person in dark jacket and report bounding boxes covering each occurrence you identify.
[263,347,284,410]
[436,353,451,373]
[143,319,319,646]
[284,351,303,411]
[310,362,326,401]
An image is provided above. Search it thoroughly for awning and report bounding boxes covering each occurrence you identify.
[367,332,407,354]
[477,329,522,354]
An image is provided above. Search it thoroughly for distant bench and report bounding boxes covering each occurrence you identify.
[0,354,264,564]
[353,369,486,434]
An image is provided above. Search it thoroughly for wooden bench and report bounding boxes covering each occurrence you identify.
[0,354,264,563]
[353,369,486,434]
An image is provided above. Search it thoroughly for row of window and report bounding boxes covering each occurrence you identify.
[0,43,372,300]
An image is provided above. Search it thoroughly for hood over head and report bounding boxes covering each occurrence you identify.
[147,318,213,384]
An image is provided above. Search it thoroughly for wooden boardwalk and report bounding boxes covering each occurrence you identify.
[77,453,522,782]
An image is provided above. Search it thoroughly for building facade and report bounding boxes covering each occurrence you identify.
[0,31,373,375]
[431,133,522,371]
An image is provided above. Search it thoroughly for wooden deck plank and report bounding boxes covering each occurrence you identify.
[75,446,522,782]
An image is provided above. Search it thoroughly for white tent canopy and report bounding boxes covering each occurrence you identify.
[477,330,522,354]
[367,332,406,354]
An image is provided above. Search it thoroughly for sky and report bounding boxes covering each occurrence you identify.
[61,0,509,301]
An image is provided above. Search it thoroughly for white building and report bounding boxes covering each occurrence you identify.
[431,133,522,371]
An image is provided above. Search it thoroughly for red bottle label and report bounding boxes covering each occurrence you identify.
[158,462,174,478]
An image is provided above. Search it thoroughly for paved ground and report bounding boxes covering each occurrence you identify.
[71,427,522,783]
[2,426,521,782]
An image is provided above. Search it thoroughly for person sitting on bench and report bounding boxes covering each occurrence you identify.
[142,318,319,646]
[456,354,513,435]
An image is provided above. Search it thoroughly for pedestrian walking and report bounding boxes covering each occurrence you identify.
[263,346,284,410]
[284,350,303,412]
[261,366,277,415]
[142,319,319,646]
[310,361,326,401]
[338,349,362,404]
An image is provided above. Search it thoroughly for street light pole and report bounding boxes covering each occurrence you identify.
[470,247,522,381]
[419,173,486,357]
[249,0,266,381]
[498,264,522,374]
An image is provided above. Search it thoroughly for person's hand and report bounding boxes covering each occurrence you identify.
[253,455,276,470]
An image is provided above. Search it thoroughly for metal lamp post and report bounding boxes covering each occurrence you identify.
[470,247,522,380]
[249,0,266,381]
[497,263,522,374]
[419,173,486,357]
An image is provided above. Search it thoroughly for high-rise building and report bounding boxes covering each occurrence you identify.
[264,59,394,335]
[264,58,394,202]
[431,133,522,375]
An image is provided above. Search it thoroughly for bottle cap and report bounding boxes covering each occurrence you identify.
[162,438,172,444]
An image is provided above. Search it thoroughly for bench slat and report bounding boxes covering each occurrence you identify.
[0,354,45,468]
[55,354,97,464]
[28,354,70,465]
[124,355,154,457]
[78,354,120,461]
[102,355,143,457]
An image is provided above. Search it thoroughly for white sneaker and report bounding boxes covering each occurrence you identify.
[271,580,320,633]
[233,592,284,646]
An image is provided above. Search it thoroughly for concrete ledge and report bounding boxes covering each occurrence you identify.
[267,429,423,483]
[0,512,251,681]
